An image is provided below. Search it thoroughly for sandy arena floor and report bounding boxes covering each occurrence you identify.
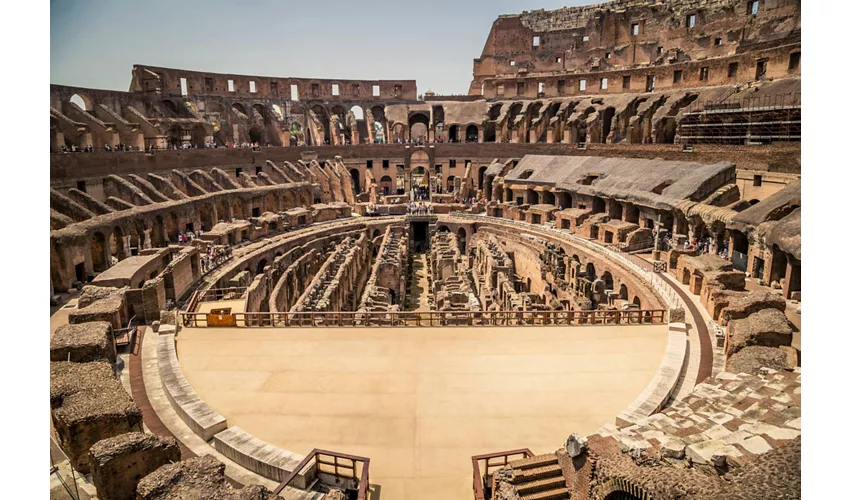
[177,324,668,500]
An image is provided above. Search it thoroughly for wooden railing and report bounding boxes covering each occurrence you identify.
[181,308,667,328]
[272,448,369,500]
[471,449,534,500]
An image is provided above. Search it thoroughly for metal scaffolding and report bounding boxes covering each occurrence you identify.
[677,92,801,145]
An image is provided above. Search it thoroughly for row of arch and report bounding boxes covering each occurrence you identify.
[51,185,314,291]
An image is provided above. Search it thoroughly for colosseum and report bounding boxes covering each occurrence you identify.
[49,1,802,499]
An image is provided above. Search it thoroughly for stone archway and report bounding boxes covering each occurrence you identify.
[350,168,361,194]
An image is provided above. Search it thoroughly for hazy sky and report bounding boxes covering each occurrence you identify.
[50,0,586,96]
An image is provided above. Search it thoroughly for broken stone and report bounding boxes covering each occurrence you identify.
[566,433,587,458]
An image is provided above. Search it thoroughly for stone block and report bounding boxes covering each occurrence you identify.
[686,439,726,465]
[136,455,280,499]
[660,438,686,459]
[90,432,180,500]
[50,321,116,363]
[726,346,793,376]
[740,435,772,455]
[725,308,793,356]
[50,361,143,473]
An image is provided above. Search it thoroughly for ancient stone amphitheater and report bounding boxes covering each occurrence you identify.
[49,1,801,499]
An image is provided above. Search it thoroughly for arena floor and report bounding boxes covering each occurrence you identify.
[176,324,668,500]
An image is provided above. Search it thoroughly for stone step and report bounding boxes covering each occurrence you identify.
[515,464,562,483]
[516,476,566,495]
[522,486,569,500]
[509,453,558,470]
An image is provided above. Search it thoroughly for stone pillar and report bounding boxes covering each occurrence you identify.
[143,229,152,250]
[121,235,131,259]
[90,432,180,500]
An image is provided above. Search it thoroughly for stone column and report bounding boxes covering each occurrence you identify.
[121,235,131,259]
[143,229,152,250]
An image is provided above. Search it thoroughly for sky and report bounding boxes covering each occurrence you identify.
[50,0,586,96]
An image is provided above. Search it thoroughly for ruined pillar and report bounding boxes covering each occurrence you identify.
[90,432,180,500]
[143,229,152,250]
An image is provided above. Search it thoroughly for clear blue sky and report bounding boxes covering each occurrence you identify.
[50,0,585,96]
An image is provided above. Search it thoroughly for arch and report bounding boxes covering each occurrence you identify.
[390,122,406,142]
[477,166,488,190]
[232,198,244,219]
[161,99,181,116]
[408,112,430,142]
[601,271,614,291]
[380,175,393,195]
[252,103,270,121]
[436,225,450,233]
[331,105,346,118]
[600,107,616,143]
[312,105,331,144]
[69,93,92,111]
[350,168,361,194]
[488,103,503,121]
[199,204,215,231]
[256,259,268,276]
[457,227,467,254]
[448,125,459,142]
[248,125,264,144]
[370,105,385,122]
[232,102,247,115]
[350,105,364,120]
[90,231,109,272]
[609,201,623,220]
[632,295,641,308]
[592,197,606,214]
[585,262,596,281]
[624,204,640,224]
[656,117,677,144]
[619,283,629,300]
[542,191,556,205]
[110,226,126,262]
[465,124,479,143]
[271,104,284,120]
[769,245,788,285]
[603,491,641,500]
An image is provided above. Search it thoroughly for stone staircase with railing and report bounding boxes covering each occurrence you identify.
[499,453,568,500]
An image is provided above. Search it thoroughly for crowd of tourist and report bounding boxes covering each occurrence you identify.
[199,245,230,274]
[175,229,204,244]
[413,186,430,201]
[407,202,433,215]
[59,144,136,153]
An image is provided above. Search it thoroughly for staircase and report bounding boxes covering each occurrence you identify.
[506,453,568,500]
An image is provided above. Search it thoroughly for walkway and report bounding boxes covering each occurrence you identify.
[406,253,430,312]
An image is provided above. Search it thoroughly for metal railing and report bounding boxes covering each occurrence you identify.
[183,286,248,316]
[272,448,369,500]
[181,308,667,328]
[471,449,534,500]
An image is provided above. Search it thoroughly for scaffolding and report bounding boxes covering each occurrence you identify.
[677,92,801,145]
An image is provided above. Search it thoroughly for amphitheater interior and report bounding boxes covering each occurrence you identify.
[49,1,801,499]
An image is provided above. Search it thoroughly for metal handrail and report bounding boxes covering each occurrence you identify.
[180,308,667,328]
[272,448,369,500]
[471,448,534,500]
